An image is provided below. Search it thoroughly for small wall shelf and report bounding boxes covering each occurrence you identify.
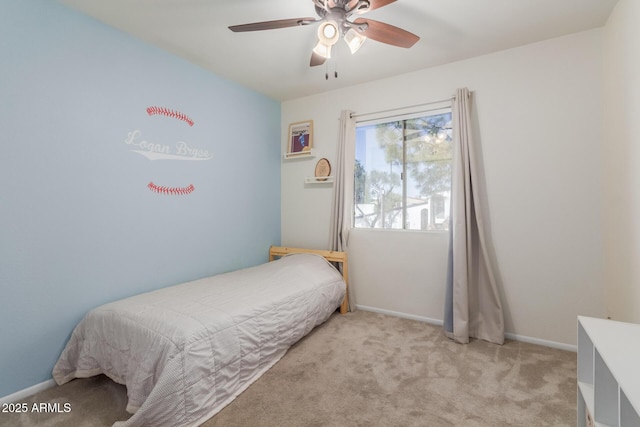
[305,176,334,184]
[577,316,640,427]
[283,150,314,160]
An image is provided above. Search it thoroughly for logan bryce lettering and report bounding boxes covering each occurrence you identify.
[123,130,213,161]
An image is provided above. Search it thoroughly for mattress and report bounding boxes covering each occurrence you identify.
[52,253,346,427]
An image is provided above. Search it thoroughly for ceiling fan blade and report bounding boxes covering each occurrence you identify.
[348,0,397,13]
[310,51,327,67]
[354,18,419,48]
[229,17,317,32]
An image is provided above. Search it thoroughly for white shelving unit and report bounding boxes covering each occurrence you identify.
[577,316,640,427]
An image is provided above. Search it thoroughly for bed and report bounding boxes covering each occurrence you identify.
[52,246,348,427]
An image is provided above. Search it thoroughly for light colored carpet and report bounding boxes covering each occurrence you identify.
[0,310,577,426]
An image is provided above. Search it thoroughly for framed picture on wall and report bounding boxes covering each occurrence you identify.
[287,120,313,155]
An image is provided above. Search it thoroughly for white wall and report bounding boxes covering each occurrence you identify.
[603,0,640,323]
[282,29,606,346]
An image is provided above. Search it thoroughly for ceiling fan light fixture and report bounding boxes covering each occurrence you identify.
[312,41,332,59]
[344,28,366,54]
[317,20,340,46]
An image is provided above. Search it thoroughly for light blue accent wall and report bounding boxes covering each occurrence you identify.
[0,1,281,397]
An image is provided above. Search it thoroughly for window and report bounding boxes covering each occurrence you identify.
[354,108,452,231]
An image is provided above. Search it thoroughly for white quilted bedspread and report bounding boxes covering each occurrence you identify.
[52,253,345,427]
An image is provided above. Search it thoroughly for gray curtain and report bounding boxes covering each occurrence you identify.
[444,88,505,345]
[329,110,356,311]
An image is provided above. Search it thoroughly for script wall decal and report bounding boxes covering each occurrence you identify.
[124,130,213,161]
[123,106,212,195]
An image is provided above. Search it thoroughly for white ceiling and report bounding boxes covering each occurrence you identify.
[59,0,618,101]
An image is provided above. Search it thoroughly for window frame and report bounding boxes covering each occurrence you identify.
[352,105,453,232]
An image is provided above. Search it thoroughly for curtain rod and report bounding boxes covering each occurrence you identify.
[350,96,456,120]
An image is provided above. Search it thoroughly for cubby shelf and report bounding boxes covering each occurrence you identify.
[577,316,640,427]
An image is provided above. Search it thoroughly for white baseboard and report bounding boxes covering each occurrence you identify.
[0,379,56,405]
[355,304,576,352]
[504,332,576,352]
[355,305,444,326]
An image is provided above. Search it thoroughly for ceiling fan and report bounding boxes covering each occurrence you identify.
[229,0,419,67]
